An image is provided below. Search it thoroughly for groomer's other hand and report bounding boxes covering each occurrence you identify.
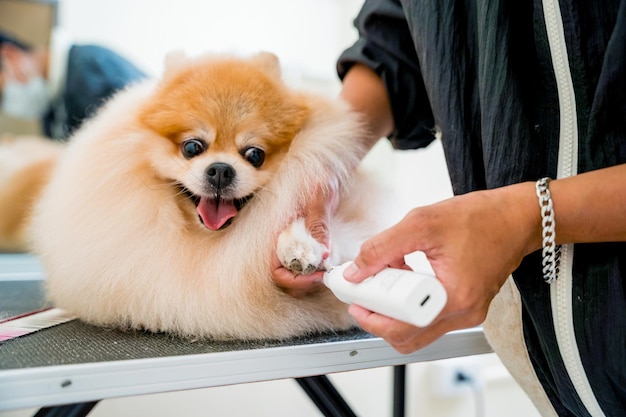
[343,183,541,353]
[272,63,391,298]
[271,178,339,298]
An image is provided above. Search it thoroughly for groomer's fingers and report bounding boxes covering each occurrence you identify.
[348,279,491,354]
[271,254,324,298]
[305,217,331,251]
[348,304,432,353]
[344,222,416,283]
[272,268,324,298]
[303,177,339,248]
[349,304,461,354]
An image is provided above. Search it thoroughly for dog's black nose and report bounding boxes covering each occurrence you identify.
[206,163,235,190]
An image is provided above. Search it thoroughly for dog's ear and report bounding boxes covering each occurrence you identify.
[251,52,281,79]
[162,49,190,77]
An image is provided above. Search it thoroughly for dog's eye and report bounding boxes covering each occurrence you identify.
[243,147,265,168]
[181,139,206,159]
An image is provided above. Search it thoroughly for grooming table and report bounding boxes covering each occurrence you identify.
[0,254,492,417]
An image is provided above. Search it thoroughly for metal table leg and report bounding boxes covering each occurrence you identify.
[33,401,98,417]
[296,375,358,417]
[393,365,406,417]
[297,365,407,417]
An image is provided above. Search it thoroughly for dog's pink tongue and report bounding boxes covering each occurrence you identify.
[197,197,237,230]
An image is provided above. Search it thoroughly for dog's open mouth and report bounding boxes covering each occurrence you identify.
[180,186,252,230]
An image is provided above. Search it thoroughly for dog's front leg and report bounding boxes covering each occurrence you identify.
[276,217,328,275]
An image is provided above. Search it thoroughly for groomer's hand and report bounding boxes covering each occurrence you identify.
[344,183,541,354]
[271,178,339,298]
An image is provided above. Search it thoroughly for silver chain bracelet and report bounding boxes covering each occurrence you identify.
[535,177,560,284]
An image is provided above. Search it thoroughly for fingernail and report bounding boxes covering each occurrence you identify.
[343,262,359,280]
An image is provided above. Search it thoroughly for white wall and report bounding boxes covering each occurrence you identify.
[1,1,541,416]
[57,0,364,96]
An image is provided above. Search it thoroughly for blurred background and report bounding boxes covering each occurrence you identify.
[0,1,540,416]
[0,0,362,138]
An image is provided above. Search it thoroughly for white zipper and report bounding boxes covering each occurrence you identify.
[541,0,606,415]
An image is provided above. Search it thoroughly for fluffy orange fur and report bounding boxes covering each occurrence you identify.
[28,52,395,340]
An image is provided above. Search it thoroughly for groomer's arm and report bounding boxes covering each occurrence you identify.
[340,63,394,144]
[271,64,394,296]
[344,164,626,354]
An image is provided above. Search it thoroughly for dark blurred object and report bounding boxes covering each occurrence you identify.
[1,0,146,140]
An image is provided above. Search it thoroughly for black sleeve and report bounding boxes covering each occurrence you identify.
[337,0,435,150]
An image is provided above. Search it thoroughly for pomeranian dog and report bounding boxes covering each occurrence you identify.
[25,51,398,340]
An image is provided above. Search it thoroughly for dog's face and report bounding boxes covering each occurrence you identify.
[138,53,309,230]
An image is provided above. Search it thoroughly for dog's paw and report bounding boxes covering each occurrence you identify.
[276,218,326,275]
